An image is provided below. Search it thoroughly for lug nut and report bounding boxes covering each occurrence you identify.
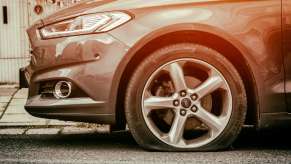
[173,100,179,106]
[180,109,187,116]
[191,105,198,112]
[180,90,187,97]
[191,94,198,101]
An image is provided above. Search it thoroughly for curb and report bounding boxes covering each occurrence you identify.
[0,124,76,129]
[0,125,111,136]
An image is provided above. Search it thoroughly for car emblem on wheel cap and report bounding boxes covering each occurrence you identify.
[181,98,192,108]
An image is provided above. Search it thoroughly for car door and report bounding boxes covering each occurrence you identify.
[283,0,291,112]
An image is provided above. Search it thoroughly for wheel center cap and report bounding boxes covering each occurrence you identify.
[181,98,191,108]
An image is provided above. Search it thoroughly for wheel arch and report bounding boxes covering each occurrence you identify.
[112,24,259,130]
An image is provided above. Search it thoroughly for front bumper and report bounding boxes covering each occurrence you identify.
[25,96,114,124]
[24,29,129,124]
[19,67,31,89]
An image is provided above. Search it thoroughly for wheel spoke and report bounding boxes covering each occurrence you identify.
[194,105,224,133]
[167,62,188,92]
[192,71,224,99]
[143,96,175,115]
[143,90,152,99]
[166,112,188,144]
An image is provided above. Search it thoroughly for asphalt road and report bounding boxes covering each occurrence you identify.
[0,128,290,164]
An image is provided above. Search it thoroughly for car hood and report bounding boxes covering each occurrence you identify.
[42,0,217,25]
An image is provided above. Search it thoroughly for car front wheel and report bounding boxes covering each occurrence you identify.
[125,43,247,151]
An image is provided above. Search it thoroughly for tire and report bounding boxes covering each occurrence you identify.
[125,43,247,151]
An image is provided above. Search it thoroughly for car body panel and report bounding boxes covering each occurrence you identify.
[108,0,285,115]
[283,0,291,113]
[41,0,239,25]
[24,0,288,127]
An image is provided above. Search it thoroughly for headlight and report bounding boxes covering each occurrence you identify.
[40,11,131,39]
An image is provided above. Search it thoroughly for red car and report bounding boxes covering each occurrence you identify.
[21,0,291,151]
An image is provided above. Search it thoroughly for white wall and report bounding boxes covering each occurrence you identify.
[0,0,80,83]
[0,0,30,84]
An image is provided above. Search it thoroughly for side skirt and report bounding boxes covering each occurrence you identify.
[259,112,291,129]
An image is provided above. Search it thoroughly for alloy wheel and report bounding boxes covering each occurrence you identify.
[141,58,232,148]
